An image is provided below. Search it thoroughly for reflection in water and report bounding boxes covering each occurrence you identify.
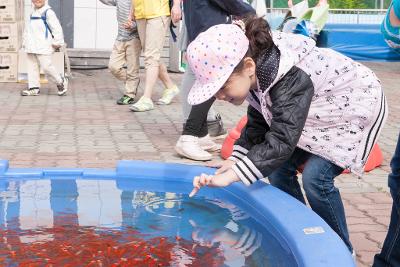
[0,179,295,266]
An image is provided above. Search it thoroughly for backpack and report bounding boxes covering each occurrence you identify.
[30,8,54,39]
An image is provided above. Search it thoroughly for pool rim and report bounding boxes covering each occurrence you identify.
[0,159,355,267]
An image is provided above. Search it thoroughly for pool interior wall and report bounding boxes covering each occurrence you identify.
[0,160,355,267]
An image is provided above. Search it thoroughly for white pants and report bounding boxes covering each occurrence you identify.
[27,53,63,89]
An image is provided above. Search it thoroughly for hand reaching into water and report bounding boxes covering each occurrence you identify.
[189,169,240,198]
[207,160,235,175]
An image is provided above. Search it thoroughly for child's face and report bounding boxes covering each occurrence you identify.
[215,58,257,106]
[32,0,45,8]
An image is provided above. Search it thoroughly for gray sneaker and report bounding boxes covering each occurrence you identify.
[207,114,227,138]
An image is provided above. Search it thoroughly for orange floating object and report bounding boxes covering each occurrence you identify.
[221,116,248,159]
[222,116,383,173]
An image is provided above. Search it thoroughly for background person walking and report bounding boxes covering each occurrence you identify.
[129,0,182,112]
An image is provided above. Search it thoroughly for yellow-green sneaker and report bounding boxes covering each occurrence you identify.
[129,96,154,112]
[117,95,135,105]
[156,85,179,105]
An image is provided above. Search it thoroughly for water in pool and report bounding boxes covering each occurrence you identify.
[0,179,297,266]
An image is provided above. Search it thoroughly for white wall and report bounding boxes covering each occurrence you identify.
[74,0,117,49]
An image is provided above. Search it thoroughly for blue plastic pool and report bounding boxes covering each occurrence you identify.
[0,160,355,266]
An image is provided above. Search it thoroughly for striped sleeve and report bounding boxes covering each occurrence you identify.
[228,145,249,162]
[232,156,264,186]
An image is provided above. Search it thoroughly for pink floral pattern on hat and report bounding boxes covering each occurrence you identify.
[187,24,249,105]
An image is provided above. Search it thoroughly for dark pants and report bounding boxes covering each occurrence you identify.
[268,148,353,252]
[182,97,215,137]
[373,133,400,267]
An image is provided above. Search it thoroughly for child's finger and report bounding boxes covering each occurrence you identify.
[190,176,201,198]
[199,174,208,186]
[193,175,201,188]
[205,175,213,185]
[200,173,214,186]
[190,174,213,197]
[189,187,199,198]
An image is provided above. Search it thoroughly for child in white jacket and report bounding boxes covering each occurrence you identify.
[22,0,67,96]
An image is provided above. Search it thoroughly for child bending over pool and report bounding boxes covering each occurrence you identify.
[187,17,388,254]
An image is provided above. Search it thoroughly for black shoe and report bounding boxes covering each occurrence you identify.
[117,95,135,105]
[207,114,227,138]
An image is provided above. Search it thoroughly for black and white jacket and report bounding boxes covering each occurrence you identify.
[230,32,388,185]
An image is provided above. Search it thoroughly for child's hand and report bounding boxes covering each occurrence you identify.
[207,159,235,175]
[52,44,61,51]
[189,169,240,197]
[128,13,135,22]
[171,4,182,24]
[123,20,135,31]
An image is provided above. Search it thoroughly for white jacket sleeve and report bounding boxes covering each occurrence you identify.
[46,9,64,46]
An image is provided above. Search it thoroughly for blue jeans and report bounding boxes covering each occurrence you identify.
[373,133,400,267]
[268,148,353,252]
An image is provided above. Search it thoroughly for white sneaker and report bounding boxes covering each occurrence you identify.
[21,88,40,96]
[130,96,154,112]
[175,135,212,161]
[156,85,179,105]
[199,134,221,152]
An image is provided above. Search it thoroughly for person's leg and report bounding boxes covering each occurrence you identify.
[181,64,221,122]
[22,53,41,96]
[125,38,141,99]
[36,54,67,96]
[180,66,196,121]
[156,62,179,105]
[183,97,215,138]
[175,97,217,161]
[37,54,63,84]
[373,134,400,267]
[108,40,128,83]
[158,62,174,89]
[268,148,309,203]
[131,16,170,111]
[301,154,352,252]
[109,40,135,104]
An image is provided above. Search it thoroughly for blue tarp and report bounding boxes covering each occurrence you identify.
[317,23,400,62]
